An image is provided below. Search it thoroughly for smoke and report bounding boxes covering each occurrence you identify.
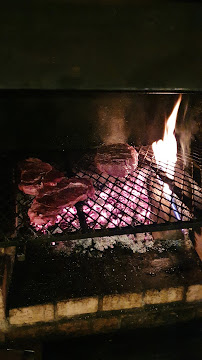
[97,96,130,145]
[179,123,199,167]
[95,94,202,153]
[176,99,199,167]
[99,109,128,145]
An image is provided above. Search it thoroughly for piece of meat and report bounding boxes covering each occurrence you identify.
[95,143,138,177]
[36,178,95,207]
[18,181,44,196]
[42,169,64,187]
[19,158,52,174]
[18,158,95,226]
[37,178,76,197]
[28,202,59,226]
[37,177,94,197]
[28,178,95,225]
[18,158,63,196]
[21,170,43,184]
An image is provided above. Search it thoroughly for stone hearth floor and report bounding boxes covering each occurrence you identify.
[6,234,202,328]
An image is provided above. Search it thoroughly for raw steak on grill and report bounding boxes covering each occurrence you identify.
[28,177,95,225]
[19,158,52,174]
[28,202,62,226]
[42,169,64,187]
[18,158,64,196]
[37,177,72,197]
[95,143,138,177]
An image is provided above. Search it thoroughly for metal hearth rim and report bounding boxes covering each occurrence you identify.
[1,219,202,248]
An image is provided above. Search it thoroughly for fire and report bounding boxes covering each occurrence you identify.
[152,95,182,179]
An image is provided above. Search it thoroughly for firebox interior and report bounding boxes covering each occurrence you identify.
[1,91,201,351]
[0,91,201,246]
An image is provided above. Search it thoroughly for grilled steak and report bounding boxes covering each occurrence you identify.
[42,169,64,187]
[28,202,60,226]
[19,158,52,174]
[18,158,64,196]
[19,157,95,226]
[95,143,138,177]
[18,182,44,196]
[28,177,95,225]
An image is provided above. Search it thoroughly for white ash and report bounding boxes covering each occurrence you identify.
[93,236,117,252]
[52,239,79,256]
[53,233,154,257]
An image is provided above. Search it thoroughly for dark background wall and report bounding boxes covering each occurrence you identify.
[0,91,201,151]
[0,1,202,90]
[0,1,202,151]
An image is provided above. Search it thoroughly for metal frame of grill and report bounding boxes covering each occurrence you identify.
[10,144,202,246]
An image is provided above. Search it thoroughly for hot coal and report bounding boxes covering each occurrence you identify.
[76,167,151,229]
[95,143,138,177]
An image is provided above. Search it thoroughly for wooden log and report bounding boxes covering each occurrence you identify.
[148,170,192,225]
[174,164,202,211]
[148,172,176,224]
[139,146,202,211]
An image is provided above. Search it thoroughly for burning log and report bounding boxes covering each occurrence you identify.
[139,96,202,216]
[148,171,175,223]
[140,148,202,213]
[174,164,202,211]
[145,96,196,225]
[147,169,192,224]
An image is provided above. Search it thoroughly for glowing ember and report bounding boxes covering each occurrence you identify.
[81,169,151,229]
[33,206,80,233]
[152,96,182,180]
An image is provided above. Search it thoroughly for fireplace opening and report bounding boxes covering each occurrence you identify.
[14,142,202,240]
[0,90,201,345]
[0,91,201,248]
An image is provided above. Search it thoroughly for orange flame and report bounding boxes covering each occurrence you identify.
[152,95,182,180]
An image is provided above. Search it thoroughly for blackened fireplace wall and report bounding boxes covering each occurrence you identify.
[1,91,202,153]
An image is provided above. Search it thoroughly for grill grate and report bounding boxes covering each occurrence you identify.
[14,146,202,242]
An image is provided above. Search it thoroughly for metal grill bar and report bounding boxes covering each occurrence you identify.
[13,146,202,243]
